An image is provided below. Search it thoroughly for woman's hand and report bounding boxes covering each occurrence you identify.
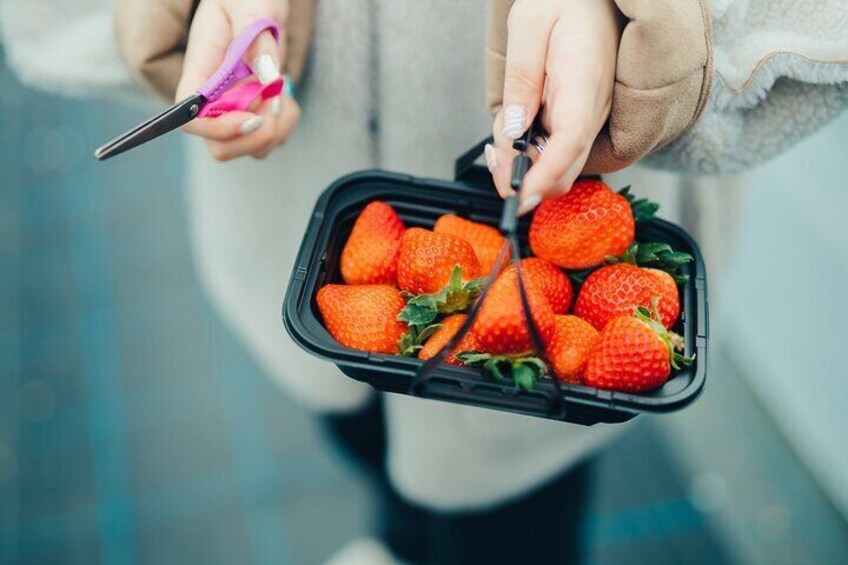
[487,0,621,213]
[175,0,300,161]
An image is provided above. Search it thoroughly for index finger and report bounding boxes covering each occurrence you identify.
[176,1,232,100]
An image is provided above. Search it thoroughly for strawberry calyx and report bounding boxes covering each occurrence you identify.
[456,351,549,392]
[609,243,693,284]
[397,265,485,327]
[398,323,442,357]
[619,186,659,224]
[633,305,694,370]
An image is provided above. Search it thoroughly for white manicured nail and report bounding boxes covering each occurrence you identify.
[518,194,541,215]
[239,115,265,135]
[270,96,282,116]
[484,143,498,173]
[252,54,281,85]
[502,105,528,140]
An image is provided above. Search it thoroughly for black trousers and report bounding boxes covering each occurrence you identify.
[322,396,593,565]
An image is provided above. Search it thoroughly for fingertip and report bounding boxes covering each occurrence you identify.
[517,194,541,216]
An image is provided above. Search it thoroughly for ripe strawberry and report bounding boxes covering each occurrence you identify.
[473,268,555,355]
[397,228,481,295]
[317,284,407,354]
[434,214,508,276]
[546,315,599,383]
[583,310,690,393]
[645,268,680,327]
[574,263,680,330]
[529,179,635,269]
[418,314,481,365]
[503,258,573,314]
[341,201,405,285]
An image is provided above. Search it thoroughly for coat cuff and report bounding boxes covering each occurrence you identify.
[486,0,713,174]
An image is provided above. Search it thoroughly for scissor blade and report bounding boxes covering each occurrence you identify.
[94,94,205,161]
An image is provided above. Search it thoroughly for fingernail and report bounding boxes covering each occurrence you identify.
[252,54,281,85]
[518,194,541,216]
[502,105,528,140]
[239,115,265,135]
[484,143,498,173]
[270,96,282,116]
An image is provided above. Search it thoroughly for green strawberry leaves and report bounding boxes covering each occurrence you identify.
[398,265,485,327]
[619,186,660,224]
[456,351,549,392]
[399,323,442,357]
[610,243,694,284]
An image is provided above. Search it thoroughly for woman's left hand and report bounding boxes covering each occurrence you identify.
[486,0,621,214]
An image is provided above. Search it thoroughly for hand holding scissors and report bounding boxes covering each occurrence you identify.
[97,2,297,161]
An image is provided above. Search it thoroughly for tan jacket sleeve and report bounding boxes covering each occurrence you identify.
[114,0,316,103]
[486,0,713,174]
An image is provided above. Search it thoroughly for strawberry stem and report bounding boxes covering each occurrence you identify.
[609,243,693,283]
[456,351,550,392]
[619,186,660,224]
[398,265,484,327]
[399,323,443,357]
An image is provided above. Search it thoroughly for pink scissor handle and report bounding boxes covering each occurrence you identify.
[197,78,284,118]
[196,18,280,102]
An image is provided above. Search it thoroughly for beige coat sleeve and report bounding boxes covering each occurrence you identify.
[114,0,316,103]
[486,0,713,174]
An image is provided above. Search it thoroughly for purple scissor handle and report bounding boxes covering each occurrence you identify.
[94,18,280,161]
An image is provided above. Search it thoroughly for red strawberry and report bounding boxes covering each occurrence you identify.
[418,314,481,365]
[583,310,689,393]
[529,180,634,269]
[317,284,407,354]
[645,268,680,328]
[473,268,555,355]
[503,258,573,314]
[397,228,481,295]
[574,263,680,330]
[434,214,508,276]
[341,201,405,285]
[546,315,599,383]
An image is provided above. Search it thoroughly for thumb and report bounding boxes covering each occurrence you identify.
[230,4,289,85]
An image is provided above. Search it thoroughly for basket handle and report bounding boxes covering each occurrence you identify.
[454,136,496,192]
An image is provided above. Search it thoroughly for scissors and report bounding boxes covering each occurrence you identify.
[95,18,283,161]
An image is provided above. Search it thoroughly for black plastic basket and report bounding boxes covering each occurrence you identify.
[283,142,709,425]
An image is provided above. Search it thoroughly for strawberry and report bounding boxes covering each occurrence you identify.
[583,308,691,393]
[397,228,481,295]
[317,284,407,354]
[340,201,406,285]
[574,263,680,330]
[529,179,635,269]
[503,258,573,314]
[473,267,555,355]
[546,315,599,383]
[645,268,680,327]
[434,214,508,276]
[417,314,481,365]
[396,229,483,327]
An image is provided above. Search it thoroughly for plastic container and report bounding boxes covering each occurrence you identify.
[283,142,709,425]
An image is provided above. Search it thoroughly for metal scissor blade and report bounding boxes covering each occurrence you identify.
[94,94,206,161]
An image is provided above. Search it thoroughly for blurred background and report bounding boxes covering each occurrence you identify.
[1,42,847,565]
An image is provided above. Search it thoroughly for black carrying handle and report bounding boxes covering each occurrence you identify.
[409,130,567,420]
[454,136,496,191]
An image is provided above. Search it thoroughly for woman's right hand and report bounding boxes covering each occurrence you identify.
[175,0,300,161]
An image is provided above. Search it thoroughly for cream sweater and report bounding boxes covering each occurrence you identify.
[3,0,846,510]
